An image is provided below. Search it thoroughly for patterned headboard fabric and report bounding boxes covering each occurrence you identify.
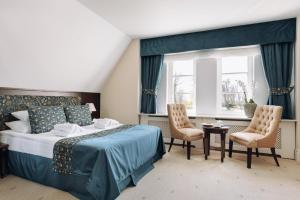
[0,95,81,130]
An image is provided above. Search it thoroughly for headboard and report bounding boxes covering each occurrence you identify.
[0,87,100,131]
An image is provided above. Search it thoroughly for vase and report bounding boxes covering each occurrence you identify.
[243,103,257,118]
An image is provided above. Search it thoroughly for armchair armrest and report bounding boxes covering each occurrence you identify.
[256,132,277,148]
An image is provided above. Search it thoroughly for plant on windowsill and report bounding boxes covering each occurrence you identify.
[243,92,257,118]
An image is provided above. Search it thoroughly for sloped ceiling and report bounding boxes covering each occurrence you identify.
[78,0,300,38]
[0,0,131,92]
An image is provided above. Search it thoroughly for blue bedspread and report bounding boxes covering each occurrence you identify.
[8,125,165,200]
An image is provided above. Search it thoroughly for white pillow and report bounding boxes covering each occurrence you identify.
[5,121,31,133]
[11,110,29,121]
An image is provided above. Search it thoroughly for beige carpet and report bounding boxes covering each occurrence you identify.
[1,146,300,200]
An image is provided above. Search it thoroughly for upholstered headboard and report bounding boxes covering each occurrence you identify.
[0,87,101,131]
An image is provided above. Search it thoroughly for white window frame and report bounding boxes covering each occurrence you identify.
[157,45,266,116]
[166,59,197,114]
[217,56,255,116]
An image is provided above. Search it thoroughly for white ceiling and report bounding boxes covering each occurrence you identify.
[78,0,300,38]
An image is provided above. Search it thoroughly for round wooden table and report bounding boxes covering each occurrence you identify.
[203,126,229,162]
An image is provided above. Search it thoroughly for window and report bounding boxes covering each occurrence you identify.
[167,60,196,113]
[157,46,269,117]
[220,56,253,115]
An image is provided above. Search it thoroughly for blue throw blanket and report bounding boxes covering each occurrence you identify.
[51,124,165,200]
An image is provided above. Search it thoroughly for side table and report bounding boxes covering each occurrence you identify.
[203,127,229,162]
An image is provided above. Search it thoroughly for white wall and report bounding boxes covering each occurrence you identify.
[0,0,131,92]
[101,39,140,124]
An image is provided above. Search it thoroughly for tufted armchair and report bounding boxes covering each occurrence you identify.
[229,105,283,168]
[167,104,204,160]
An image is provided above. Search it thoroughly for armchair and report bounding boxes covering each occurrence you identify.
[167,104,204,160]
[228,105,283,168]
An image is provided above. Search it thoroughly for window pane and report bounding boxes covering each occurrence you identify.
[171,60,195,113]
[173,60,193,75]
[174,93,194,110]
[222,57,248,73]
[222,74,248,93]
[173,76,193,94]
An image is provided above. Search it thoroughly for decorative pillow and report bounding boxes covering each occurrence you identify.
[28,106,67,133]
[64,105,93,126]
[5,120,31,133]
[11,110,29,122]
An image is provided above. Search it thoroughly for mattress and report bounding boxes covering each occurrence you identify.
[0,125,121,159]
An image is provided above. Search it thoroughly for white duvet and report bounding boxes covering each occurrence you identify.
[0,124,122,159]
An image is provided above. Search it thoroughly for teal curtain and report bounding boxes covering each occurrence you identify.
[260,42,294,119]
[141,55,164,113]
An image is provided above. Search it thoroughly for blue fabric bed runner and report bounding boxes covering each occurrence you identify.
[53,124,135,174]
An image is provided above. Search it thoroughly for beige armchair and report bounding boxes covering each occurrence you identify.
[167,104,204,160]
[228,105,283,168]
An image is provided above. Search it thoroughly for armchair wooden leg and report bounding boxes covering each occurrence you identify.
[271,148,280,167]
[203,138,206,155]
[168,138,174,152]
[187,141,191,160]
[255,148,259,157]
[183,140,185,148]
[229,140,233,158]
[247,148,252,169]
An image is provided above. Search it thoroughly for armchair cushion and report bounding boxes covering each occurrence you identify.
[230,132,265,148]
[179,128,204,141]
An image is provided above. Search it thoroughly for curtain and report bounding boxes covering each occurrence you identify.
[260,42,294,119]
[140,55,164,113]
[141,18,296,56]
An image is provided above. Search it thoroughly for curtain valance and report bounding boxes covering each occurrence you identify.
[141,18,296,56]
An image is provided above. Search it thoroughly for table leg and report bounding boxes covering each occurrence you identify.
[221,133,225,162]
[205,133,208,160]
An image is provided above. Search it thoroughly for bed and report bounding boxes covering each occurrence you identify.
[0,89,165,200]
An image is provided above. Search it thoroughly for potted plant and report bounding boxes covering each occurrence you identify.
[243,92,257,118]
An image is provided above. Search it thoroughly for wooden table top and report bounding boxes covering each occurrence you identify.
[202,126,230,133]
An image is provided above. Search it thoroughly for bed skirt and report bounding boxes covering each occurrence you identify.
[8,150,160,200]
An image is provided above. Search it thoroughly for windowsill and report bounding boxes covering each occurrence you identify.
[139,113,297,122]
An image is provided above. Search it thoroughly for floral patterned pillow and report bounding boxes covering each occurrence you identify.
[28,106,67,133]
[64,105,92,126]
